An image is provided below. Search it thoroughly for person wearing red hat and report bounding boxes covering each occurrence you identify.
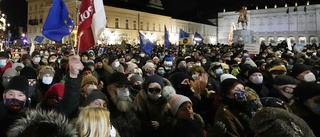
[37,83,64,111]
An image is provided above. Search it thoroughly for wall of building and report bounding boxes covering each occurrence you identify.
[218,5,320,45]
[27,0,217,46]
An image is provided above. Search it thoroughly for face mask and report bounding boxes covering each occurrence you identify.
[140,54,145,57]
[195,63,201,66]
[116,87,130,100]
[132,85,142,91]
[251,76,263,84]
[234,90,247,101]
[45,96,62,110]
[310,103,320,116]
[148,92,162,100]
[87,84,97,94]
[304,73,316,82]
[23,61,32,67]
[42,77,53,85]
[158,70,165,76]
[192,74,199,80]
[34,57,41,63]
[49,59,56,63]
[0,59,7,68]
[114,61,120,68]
[215,68,223,75]
[44,56,49,59]
[5,98,25,114]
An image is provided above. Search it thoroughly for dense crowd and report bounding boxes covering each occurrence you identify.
[0,42,320,137]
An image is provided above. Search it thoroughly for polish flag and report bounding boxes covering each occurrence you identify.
[77,0,106,52]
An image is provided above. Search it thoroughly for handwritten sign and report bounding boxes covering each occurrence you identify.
[244,43,261,54]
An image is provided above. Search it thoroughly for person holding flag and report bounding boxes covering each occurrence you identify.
[138,32,154,55]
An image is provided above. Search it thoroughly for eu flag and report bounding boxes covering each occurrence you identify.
[139,32,154,55]
[42,0,74,43]
[194,32,204,44]
[179,29,189,39]
[164,25,170,49]
[34,36,44,43]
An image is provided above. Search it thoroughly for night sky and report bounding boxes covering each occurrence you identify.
[0,0,319,32]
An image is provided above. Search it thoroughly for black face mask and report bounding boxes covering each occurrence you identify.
[5,98,25,115]
[132,85,142,91]
[43,96,62,111]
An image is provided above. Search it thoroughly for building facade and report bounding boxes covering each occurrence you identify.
[218,4,320,45]
[27,0,217,45]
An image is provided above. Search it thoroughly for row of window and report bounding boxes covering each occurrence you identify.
[114,18,162,31]
[29,3,43,11]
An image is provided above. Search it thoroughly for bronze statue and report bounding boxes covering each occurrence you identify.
[236,6,248,30]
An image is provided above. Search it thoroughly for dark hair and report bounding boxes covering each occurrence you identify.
[171,118,205,137]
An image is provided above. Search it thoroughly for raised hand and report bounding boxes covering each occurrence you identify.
[69,55,84,78]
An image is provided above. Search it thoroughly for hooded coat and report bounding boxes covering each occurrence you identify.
[133,78,176,137]
[7,109,78,137]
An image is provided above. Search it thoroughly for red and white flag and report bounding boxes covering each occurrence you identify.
[77,0,106,52]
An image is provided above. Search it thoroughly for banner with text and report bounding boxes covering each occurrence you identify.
[244,43,261,54]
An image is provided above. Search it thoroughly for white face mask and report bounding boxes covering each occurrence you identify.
[140,54,145,57]
[42,77,53,85]
[0,59,7,68]
[114,61,120,68]
[304,73,316,82]
[148,92,162,100]
[251,76,263,84]
[195,63,201,66]
[87,84,97,93]
[192,74,199,80]
[116,87,130,100]
[34,57,41,63]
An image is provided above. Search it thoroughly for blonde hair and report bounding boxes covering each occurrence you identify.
[76,107,110,137]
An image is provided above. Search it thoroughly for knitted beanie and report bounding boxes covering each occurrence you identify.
[143,75,165,91]
[45,83,65,99]
[273,75,300,86]
[108,55,117,65]
[81,74,98,88]
[293,82,320,103]
[291,64,312,78]
[2,68,18,78]
[83,89,108,106]
[21,54,31,61]
[20,66,37,79]
[39,66,55,79]
[220,74,237,82]
[31,51,40,58]
[6,75,29,96]
[248,67,261,77]
[168,94,192,115]
[107,72,130,86]
[220,78,242,97]
[129,74,143,83]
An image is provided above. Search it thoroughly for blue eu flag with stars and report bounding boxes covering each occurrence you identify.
[164,25,170,49]
[139,32,154,55]
[42,0,74,43]
[179,29,189,39]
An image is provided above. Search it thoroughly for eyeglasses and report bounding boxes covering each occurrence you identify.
[28,79,37,86]
[148,88,161,94]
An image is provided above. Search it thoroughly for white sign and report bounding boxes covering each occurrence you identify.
[287,38,292,51]
[244,43,260,54]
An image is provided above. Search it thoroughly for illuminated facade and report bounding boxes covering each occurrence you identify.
[27,0,217,45]
[218,4,320,45]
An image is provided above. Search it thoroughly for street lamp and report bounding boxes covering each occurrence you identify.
[7,23,10,27]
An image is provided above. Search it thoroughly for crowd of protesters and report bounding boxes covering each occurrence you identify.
[0,41,320,137]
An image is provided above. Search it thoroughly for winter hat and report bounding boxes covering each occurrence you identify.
[251,107,315,137]
[86,61,95,67]
[0,51,9,58]
[210,63,222,71]
[108,55,117,65]
[143,75,165,90]
[80,51,89,57]
[129,74,143,83]
[81,74,98,88]
[83,89,108,106]
[5,75,29,95]
[12,63,25,70]
[295,58,305,65]
[107,72,130,86]
[244,58,257,68]
[45,83,65,99]
[2,68,18,78]
[170,72,191,88]
[31,51,40,58]
[185,57,195,64]
[293,82,320,103]
[260,97,291,111]
[220,74,237,82]
[38,66,55,79]
[21,54,31,61]
[248,67,261,77]
[20,66,37,79]
[220,78,242,97]
[291,64,312,78]
[168,94,192,115]
[125,62,138,74]
[269,65,287,72]
[94,57,103,63]
[273,75,300,86]
[143,62,155,70]
[175,57,185,67]
[117,54,125,59]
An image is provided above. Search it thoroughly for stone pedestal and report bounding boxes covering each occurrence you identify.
[233,30,254,45]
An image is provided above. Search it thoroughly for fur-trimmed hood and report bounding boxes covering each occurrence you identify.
[7,109,78,137]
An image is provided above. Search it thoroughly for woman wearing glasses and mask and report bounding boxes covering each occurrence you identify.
[133,74,176,137]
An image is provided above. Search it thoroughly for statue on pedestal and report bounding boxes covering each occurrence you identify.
[236,6,248,30]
